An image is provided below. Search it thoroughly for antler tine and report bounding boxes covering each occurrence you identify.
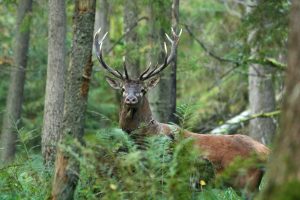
[139,62,152,79]
[144,63,160,78]
[123,56,129,80]
[94,28,124,79]
[140,28,182,80]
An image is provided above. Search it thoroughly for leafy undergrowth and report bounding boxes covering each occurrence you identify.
[0,128,245,200]
[0,154,52,200]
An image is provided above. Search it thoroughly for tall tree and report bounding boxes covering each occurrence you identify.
[247,1,276,145]
[51,0,96,199]
[259,1,300,199]
[170,0,179,122]
[41,0,66,166]
[1,0,33,163]
[148,0,176,123]
[124,0,139,78]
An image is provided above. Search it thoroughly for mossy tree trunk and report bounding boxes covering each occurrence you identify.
[247,0,276,145]
[148,0,176,123]
[259,1,300,199]
[51,0,95,199]
[41,0,66,167]
[248,63,276,145]
[124,0,140,79]
[1,0,32,163]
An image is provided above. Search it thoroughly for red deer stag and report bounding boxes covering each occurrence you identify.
[94,28,270,195]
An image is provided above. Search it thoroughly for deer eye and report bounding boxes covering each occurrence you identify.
[121,87,125,92]
[141,88,146,94]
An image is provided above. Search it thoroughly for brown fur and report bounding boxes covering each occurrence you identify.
[119,96,270,192]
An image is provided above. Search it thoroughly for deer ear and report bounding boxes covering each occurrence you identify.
[105,76,122,89]
[146,76,160,90]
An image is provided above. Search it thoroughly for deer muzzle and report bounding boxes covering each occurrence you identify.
[124,95,138,105]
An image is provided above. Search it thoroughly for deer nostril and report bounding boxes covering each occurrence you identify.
[125,96,138,104]
[131,98,137,103]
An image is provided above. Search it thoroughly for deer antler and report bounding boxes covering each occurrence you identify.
[123,56,129,80]
[94,28,127,80]
[140,28,182,81]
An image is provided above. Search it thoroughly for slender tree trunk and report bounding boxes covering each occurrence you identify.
[51,0,95,199]
[124,0,139,79]
[247,1,276,145]
[41,0,66,167]
[148,0,175,123]
[1,0,32,163]
[259,1,300,199]
[170,0,179,123]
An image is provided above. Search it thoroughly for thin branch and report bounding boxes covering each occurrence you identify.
[184,23,286,71]
[184,24,239,64]
[184,23,286,91]
[248,110,281,120]
[107,16,148,53]
[248,58,287,71]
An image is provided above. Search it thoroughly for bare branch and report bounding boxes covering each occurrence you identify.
[107,16,148,53]
[184,24,239,64]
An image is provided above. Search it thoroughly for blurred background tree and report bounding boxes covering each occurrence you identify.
[1,0,33,163]
[260,0,300,199]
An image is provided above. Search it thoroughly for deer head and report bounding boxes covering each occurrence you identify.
[94,28,182,108]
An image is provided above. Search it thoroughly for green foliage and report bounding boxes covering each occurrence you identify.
[260,180,300,200]
[244,0,290,55]
[0,154,52,200]
[74,128,241,200]
[0,125,265,200]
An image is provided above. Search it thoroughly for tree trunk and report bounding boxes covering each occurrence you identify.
[247,1,276,145]
[170,0,179,123]
[248,64,276,144]
[41,0,66,167]
[1,0,32,163]
[259,1,300,199]
[148,0,175,123]
[124,0,139,79]
[51,0,95,199]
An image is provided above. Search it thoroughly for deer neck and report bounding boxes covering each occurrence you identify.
[119,97,157,133]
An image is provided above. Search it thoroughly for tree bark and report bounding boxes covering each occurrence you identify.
[148,0,175,123]
[1,0,32,163]
[51,0,95,199]
[248,64,276,144]
[41,0,66,167]
[259,1,300,199]
[247,1,276,145]
[124,0,140,79]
